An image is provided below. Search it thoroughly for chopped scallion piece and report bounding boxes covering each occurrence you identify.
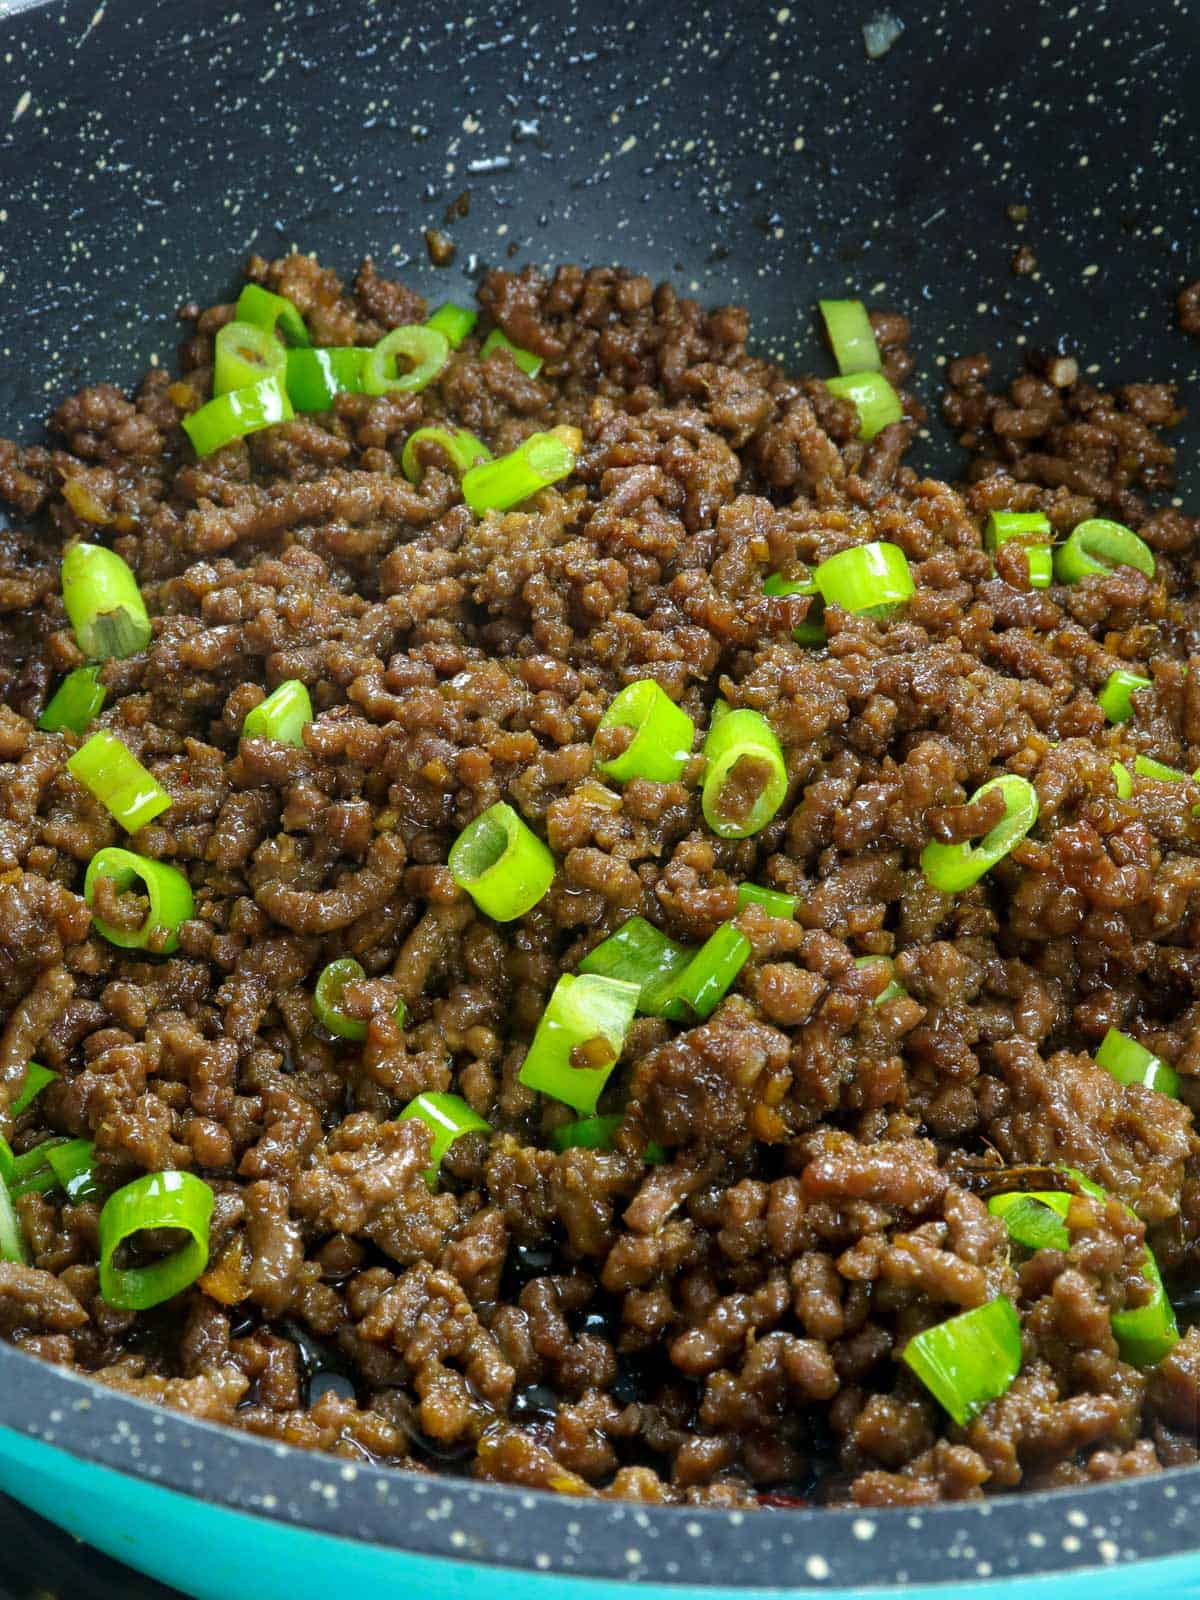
[0,1179,26,1264]
[427,303,478,347]
[701,702,788,839]
[814,541,914,619]
[578,917,693,1016]
[46,1138,100,1202]
[1099,668,1151,725]
[361,325,450,395]
[1112,760,1133,799]
[67,731,171,834]
[1024,546,1054,588]
[481,328,543,377]
[11,1063,57,1118]
[902,1296,1023,1426]
[461,431,575,515]
[920,774,1039,893]
[737,882,799,919]
[1054,518,1155,584]
[657,922,751,1022]
[235,283,310,346]
[241,679,312,747]
[312,957,405,1042]
[518,973,640,1114]
[595,679,695,785]
[400,425,492,483]
[1095,1026,1180,1097]
[818,298,881,374]
[984,510,1052,551]
[83,846,194,954]
[285,346,367,411]
[8,1139,68,1197]
[763,572,826,647]
[1112,1246,1179,1368]
[38,667,106,735]
[550,1113,665,1164]
[213,320,287,396]
[824,371,903,440]
[854,954,906,1005]
[400,1090,490,1185]
[98,1169,214,1311]
[448,802,555,922]
[1133,754,1190,784]
[61,544,151,662]
[182,374,294,457]
[987,1190,1071,1252]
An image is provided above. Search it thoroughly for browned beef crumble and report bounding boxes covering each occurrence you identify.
[0,252,1199,1508]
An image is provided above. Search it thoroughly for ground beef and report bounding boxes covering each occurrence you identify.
[1,254,1198,1509]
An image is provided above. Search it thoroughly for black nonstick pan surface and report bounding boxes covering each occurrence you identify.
[0,1,1198,1595]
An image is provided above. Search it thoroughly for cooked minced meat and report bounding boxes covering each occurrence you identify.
[0,253,1198,1509]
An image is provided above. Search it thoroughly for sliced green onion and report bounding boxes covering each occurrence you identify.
[854,954,906,1005]
[182,374,295,457]
[9,1139,68,1198]
[98,1169,213,1311]
[920,774,1039,893]
[83,846,194,954]
[986,512,1054,590]
[763,572,827,647]
[1133,754,1190,784]
[235,283,310,346]
[1054,518,1155,584]
[578,916,694,1016]
[361,325,450,396]
[594,680,695,785]
[46,1139,99,1203]
[984,510,1052,552]
[285,347,367,411]
[462,431,575,515]
[1112,1246,1179,1368]
[400,425,492,484]
[657,923,751,1022]
[12,1062,57,1118]
[737,882,799,919]
[1099,668,1151,725]
[241,679,312,747]
[312,957,405,1042]
[988,1190,1071,1252]
[481,328,543,377]
[1095,1027,1180,1098]
[67,731,171,834]
[400,1091,491,1186]
[1112,760,1133,799]
[701,703,788,839]
[448,801,555,921]
[824,372,903,441]
[549,1113,665,1164]
[61,543,151,661]
[901,1296,1023,1427]
[1025,547,1054,588]
[818,298,881,375]
[518,973,640,1114]
[427,303,478,347]
[38,667,106,735]
[814,541,914,619]
[213,320,287,397]
[0,1180,26,1264]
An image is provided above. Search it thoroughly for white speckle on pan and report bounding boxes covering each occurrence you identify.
[1066,1509,1088,1529]
[12,90,31,121]
[1062,1536,1082,1554]
[686,1520,702,1537]
[1083,264,1099,276]
[1027,1531,1046,1549]
[852,1518,876,1541]
[534,1553,551,1569]
[976,1562,993,1578]
[1098,1541,1120,1564]
[805,1555,830,1580]
[625,1549,642,1566]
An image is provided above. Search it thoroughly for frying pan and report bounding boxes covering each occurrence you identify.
[1,0,1198,1594]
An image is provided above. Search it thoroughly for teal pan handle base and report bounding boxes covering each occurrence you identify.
[1,1422,1199,1600]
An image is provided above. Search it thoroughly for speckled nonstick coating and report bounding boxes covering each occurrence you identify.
[0,0,1198,1593]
